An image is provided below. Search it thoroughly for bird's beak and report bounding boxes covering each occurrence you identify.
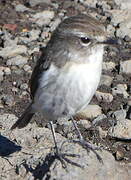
[102,38,119,46]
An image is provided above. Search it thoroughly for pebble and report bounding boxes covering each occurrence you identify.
[109,10,131,25]
[23,64,32,72]
[28,47,40,55]
[0,113,18,129]
[102,62,116,71]
[106,24,115,36]
[29,29,41,41]
[21,91,28,97]
[115,150,124,161]
[0,66,11,77]
[29,0,51,7]
[49,18,61,32]
[3,31,18,48]
[117,20,131,38]
[77,119,91,129]
[2,95,15,107]
[81,0,97,8]
[127,100,131,106]
[92,114,107,126]
[20,83,28,90]
[3,67,11,75]
[108,119,131,140]
[0,45,27,58]
[56,118,75,138]
[77,105,102,119]
[114,0,131,10]
[12,87,18,93]
[41,31,51,40]
[31,10,55,26]
[100,75,113,86]
[97,0,111,10]
[112,84,129,98]
[98,126,107,138]
[112,109,127,121]
[19,29,41,43]
[120,59,131,74]
[7,55,28,67]
[15,4,31,12]
[95,91,113,103]
[0,68,4,82]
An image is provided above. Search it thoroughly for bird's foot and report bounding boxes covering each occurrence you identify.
[52,146,83,168]
[69,138,103,163]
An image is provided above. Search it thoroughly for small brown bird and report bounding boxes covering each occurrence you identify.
[11,14,117,165]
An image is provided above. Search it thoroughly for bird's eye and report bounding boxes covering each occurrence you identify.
[80,37,91,44]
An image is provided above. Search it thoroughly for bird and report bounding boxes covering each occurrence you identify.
[11,14,117,166]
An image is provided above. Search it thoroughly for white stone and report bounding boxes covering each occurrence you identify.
[23,64,32,72]
[81,0,97,8]
[102,62,116,71]
[50,18,61,32]
[95,91,113,103]
[112,84,129,98]
[100,75,113,86]
[7,55,28,67]
[108,119,131,140]
[29,0,51,7]
[114,0,131,10]
[109,10,131,25]
[0,68,4,81]
[15,4,31,12]
[31,10,55,26]
[117,20,131,38]
[77,105,102,119]
[120,60,131,74]
[29,29,41,41]
[0,45,27,58]
[0,114,18,129]
[106,24,115,36]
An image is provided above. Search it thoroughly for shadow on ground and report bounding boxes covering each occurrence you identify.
[0,135,21,156]
[22,153,56,180]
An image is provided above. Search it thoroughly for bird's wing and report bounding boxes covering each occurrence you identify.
[30,36,69,99]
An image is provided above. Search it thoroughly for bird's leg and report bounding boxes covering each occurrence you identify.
[49,121,59,154]
[49,121,82,168]
[70,117,103,162]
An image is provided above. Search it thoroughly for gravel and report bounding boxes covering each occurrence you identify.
[0,117,131,180]
[0,0,131,179]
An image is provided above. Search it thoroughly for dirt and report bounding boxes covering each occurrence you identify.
[0,0,131,169]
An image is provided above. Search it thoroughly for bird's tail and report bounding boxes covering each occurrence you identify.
[11,103,34,130]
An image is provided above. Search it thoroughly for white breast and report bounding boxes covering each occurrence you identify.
[33,48,103,119]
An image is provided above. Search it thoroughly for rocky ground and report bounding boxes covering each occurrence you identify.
[0,0,131,179]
